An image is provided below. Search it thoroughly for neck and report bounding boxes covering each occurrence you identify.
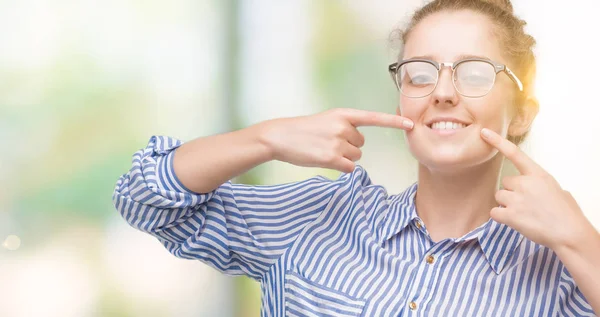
[415,155,504,242]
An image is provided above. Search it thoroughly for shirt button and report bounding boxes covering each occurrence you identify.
[426,254,435,264]
[409,301,418,310]
[415,220,422,229]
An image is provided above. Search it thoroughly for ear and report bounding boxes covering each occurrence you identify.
[508,96,539,137]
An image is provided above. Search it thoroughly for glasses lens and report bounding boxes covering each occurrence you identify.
[398,62,438,98]
[454,61,496,97]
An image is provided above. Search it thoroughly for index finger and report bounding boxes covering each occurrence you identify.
[480,128,545,175]
[339,108,414,130]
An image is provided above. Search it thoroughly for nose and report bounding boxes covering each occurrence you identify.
[431,65,459,107]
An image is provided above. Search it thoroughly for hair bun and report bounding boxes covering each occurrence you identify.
[482,0,514,13]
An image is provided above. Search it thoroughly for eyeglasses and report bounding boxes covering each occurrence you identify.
[388,58,523,98]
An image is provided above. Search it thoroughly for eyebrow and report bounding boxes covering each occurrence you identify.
[405,54,492,61]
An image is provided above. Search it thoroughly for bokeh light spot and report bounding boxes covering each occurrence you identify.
[3,235,21,251]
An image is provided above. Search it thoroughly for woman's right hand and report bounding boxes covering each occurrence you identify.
[258,108,414,173]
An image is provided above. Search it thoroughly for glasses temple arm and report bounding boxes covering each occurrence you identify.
[503,66,524,92]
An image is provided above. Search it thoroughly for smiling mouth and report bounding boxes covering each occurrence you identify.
[427,121,471,131]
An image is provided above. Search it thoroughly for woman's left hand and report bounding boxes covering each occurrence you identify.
[480,128,592,251]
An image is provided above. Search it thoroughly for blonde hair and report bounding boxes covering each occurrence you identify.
[392,0,537,144]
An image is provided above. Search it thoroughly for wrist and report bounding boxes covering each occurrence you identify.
[252,120,277,162]
[554,221,600,258]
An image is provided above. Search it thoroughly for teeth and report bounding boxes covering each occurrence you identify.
[431,121,466,130]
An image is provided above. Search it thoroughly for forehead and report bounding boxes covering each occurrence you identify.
[403,10,504,62]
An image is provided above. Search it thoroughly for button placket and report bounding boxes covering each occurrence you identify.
[404,224,450,315]
[418,245,457,315]
[405,253,439,314]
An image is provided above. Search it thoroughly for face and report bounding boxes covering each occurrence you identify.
[397,10,520,172]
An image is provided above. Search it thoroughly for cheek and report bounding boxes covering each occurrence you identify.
[473,99,513,136]
[398,98,427,120]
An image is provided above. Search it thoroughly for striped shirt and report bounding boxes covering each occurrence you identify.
[113,135,595,317]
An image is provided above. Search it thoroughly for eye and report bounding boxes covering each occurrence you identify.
[455,61,495,87]
[409,73,436,85]
[459,74,491,86]
[400,62,438,87]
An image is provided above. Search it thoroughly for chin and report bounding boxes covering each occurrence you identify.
[408,142,498,174]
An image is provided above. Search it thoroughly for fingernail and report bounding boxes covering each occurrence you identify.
[403,120,414,129]
[481,128,492,138]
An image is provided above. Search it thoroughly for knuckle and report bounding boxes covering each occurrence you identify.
[527,176,540,187]
[514,195,526,207]
[366,112,380,123]
[495,190,503,200]
[332,108,348,117]
[348,149,361,161]
[333,139,345,151]
[324,108,341,120]
[356,149,363,160]
[358,133,366,147]
[328,108,341,115]
[345,162,356,173]
[324,153,338,164]
[333,122,349,136]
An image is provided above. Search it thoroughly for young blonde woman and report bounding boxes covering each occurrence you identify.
[113,0,598,315]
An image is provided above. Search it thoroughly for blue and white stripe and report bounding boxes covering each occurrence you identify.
[113,135,595,316]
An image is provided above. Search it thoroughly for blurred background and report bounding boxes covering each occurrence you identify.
[1,0,599,316]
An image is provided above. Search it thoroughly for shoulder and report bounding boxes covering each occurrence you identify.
[336,164,372,185]
[332,165,417,230]
[333,164,391,197]
[333,164,419,204]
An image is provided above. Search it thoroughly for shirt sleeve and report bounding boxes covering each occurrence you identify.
[112,135,349,281]
[555,265,596,316]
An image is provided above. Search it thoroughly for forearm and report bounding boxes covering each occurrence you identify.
[173,122,274,194]
[555,222,600,315]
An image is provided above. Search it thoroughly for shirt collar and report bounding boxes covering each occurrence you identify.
[378,183,419,244]
[379,182,524,275]
[477,219,524,274]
